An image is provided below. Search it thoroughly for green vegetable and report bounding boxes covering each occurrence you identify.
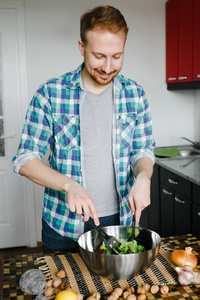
[100,239,145,255]
[99,229,145,255]
[134,227,140,237]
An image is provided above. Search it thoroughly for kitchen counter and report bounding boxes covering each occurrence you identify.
[155,145,200,186]
[1,234,200,300]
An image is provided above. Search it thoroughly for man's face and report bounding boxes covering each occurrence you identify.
[79,28,126,86]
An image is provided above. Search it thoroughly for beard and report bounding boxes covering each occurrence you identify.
[83,57,121,86]
[89,69,120,85]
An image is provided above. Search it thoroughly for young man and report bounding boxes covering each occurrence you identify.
[13,5,155,252]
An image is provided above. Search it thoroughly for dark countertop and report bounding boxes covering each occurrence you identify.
[155,145,200,186]
[1,234,200,300]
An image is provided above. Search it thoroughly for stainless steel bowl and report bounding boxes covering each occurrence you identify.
[78,225,161,280]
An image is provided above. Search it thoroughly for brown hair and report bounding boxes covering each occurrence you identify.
[80,5,129,45]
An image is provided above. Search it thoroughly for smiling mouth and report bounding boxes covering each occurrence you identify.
[97,70,116,79]
[99,73,110,79]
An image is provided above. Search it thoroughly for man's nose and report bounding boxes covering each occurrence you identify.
[102,58,113,74]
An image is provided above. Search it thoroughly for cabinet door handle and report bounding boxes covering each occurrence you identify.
[178,76,187,80]
[198,212,200,217]
[168,178,178,185]
[168,77,176,81]
[197,74,200,78]
[163,189,172,195]
[174,197,185,204]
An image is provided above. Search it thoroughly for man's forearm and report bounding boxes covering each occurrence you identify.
[19,158,73,193]
[132,157,154,180]
[19,158,99,224]
[128,157,154,224]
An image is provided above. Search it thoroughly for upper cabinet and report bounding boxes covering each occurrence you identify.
[193,0,200,83]
[166,0,200,90]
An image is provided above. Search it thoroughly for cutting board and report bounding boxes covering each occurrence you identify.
[154,148,181,158]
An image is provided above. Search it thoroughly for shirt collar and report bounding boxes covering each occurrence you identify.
[67,63,126,91]
[66,63,84,90]
[114,74,125,90]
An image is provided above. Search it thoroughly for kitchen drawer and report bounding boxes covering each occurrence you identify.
[160,183,174,237]
[160,167,191,199]
[193,202,200,238]
[149,164,160,233]
[174,192,192,235]
[140,206,148,228]
[193,183,200,206]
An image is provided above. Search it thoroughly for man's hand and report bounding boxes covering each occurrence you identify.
[63,180,99,226]
[128,173,151,225]
[128,157,153,225]
[20,158,99,225]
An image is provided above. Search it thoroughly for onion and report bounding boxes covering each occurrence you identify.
[171,247,197,269]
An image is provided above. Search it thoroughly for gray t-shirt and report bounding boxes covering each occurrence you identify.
[82,83,119,217]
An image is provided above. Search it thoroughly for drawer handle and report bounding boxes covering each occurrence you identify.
[198,212,200,217]
[197,74,200,78]
[175,197,185,204]
[168,178,178,185]
[178,76,187,80]
[163,189,172,195]
[168,77,176,81]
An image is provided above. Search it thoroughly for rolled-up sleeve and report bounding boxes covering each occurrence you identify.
[13,153,42,174]
[12,84,53,174]
[130,149,155,166]
[130,87,155,168]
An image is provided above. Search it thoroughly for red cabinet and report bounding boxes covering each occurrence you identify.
[166,0,200,89]
[193,0,200,81]
[166,0,178,83]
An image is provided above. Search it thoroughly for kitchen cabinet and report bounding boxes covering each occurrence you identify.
[140,164,160,232]
[160,183,174,237]
[160,182,192,237]
[140,206,148,229]
[148,164,160,232]
[193,0,200,83]
[166,0,200,90]
[192,184,200,238]
[160,167,192,237]
[140,162,200,238]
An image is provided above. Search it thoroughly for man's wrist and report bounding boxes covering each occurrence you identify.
[136,171,151,182]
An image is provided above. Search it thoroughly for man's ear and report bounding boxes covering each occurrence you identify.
[78,39,85,56]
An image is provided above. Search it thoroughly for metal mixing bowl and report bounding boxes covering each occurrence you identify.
[78,225,161,280]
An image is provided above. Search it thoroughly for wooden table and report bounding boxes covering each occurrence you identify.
[1,234,200,300]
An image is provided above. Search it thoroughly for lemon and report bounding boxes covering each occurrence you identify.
[55,290,78,300]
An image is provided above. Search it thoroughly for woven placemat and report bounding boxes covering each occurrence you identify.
[38,246,178,296]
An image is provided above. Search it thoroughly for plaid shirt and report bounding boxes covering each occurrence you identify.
[12,64,155,241]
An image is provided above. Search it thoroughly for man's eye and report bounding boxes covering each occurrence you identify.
[95,55,103,59]
[113,55,121,59]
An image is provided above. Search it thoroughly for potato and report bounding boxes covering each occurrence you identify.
[44,287,54,297]
[46,279,53,287]
[160,285,169,294]
[127,295,136,300]
[142,283,150,292]
[137,294,146,300]
[137,287,146,294]
[57,270,66,279]
[150,285,159,294]
[53,278,62,288]
[123,291,131,299]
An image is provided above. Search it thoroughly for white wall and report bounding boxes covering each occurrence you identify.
[21,0,200,242]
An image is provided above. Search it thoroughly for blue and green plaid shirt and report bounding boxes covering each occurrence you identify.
[12,63,155,241]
